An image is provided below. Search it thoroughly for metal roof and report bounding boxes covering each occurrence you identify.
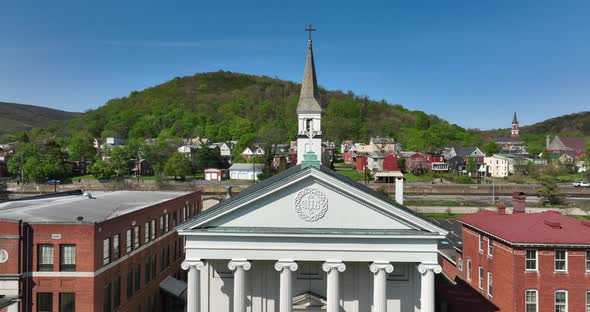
[296,39,322,114]
[0,191,189,224]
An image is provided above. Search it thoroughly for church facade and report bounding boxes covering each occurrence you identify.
[178,28,448,312]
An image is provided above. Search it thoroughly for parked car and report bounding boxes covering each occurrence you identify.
[572,181,590,187]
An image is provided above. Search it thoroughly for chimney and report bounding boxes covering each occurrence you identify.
[225,186,233,199]
[497,205,507,215]
[546,135,551,150]
[512,192,526,213]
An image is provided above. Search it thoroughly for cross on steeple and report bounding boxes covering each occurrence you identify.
[305,24,316,41]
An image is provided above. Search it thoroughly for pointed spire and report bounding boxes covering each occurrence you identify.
[513,112,518,124]
[297,26,322,114]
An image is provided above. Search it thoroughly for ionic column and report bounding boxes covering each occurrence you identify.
[322,261,346,312]
[417,264,442,312]
[369,262,394,312]
[274,261,299,312]
[181,260,205,312]
[228,260,252,312]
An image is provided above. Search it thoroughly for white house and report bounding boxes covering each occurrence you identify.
[178,32,447,312]
[242,145,266,160]
[484,154,513,177]
[229,163,264,181]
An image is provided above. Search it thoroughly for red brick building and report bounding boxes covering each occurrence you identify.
[382,153,399,172]
[0,190,201,312]
[446,208,590,312]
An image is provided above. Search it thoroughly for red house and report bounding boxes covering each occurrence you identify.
[442,200,590,312]
[382,153,399,172]
[355,154,368,172]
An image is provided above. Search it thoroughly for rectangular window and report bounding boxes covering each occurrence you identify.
[59,293,75,312]
[59,245,76,272]
[488,239,493,258]
[144,222,150,243]
[126,229,132,253]
[467,259,472,281]
[103,283,111,312]
[145,257,151,283]
[525,250,537,271]
[37,292,53,312]
[478,267,483,290]
[525,289,538,312]
[586,250,590,272]
[586,291,590,312]
[151,219,156,240]
[134,226,140,249]
[103,238,110,265]
[487,272,493,297]
[113,276,121,308]
[38,244,54,271]
[160,248,166,272]
[126,271,133,299]
[555,290,567,312]
[134,264,140,291]
[479,234,484,253]
[159,216,164,235]
[555,250,567,272]
[458,258,463,272]
[164,214,169,232]
[112,234,120,260]
[151,254,157,279]
[182,207,187,222]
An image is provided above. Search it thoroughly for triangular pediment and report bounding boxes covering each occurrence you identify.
[293,291,326,310]
[180,166,447,236]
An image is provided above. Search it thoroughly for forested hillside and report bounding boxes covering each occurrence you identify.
[0,102,80,135]
[14,71,485,151]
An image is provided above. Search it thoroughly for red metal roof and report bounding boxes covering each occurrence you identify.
[459,210,590,245]
[559,137,587,152]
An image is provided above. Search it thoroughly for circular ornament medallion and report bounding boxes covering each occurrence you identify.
[294,187,328,222]
[0,249,8,263]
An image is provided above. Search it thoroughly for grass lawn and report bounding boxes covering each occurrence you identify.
[69,174,96,180]
[404,172,434,182]
[336,168,365,181]
[333,162,353,168]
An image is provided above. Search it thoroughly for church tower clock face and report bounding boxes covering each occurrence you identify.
[294,187,328,222]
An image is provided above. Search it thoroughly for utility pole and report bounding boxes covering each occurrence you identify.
[20,152,24,195]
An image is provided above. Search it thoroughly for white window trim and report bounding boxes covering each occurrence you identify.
[555,249,568,272]
[479,234,484,253]
[586,291,590,312]
[458,258,463,272]
[525,249,538,272]
[525,289,538,312]
[554,290,567,312]
[488,239,493,258]
[467,258,472,281]
[487,272,492,297]
[478,266,483,290]
[586,250,590,273]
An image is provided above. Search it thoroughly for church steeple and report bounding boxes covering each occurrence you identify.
[511,112,520,138]
[296,25,323,165]
[296,25,322,114]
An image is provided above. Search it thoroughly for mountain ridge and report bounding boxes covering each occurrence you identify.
[0,102,80,136]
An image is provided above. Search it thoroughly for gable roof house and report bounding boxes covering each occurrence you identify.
[546,135,587,159]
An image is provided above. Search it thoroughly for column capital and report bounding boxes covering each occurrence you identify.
[181,260,205,271]
[369,262,394,274]
[417,263,442,274]
[228,259,251,271]
[322,261,346,273]
[274,260,298,272]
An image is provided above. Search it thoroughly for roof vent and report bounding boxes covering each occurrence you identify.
[77,216,84,222]
[544,220,562,229]
[83,192,95,199]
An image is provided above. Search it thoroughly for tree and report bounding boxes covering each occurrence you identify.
[407,157,430,176]
[164,152,192,180]
[467,158,478,176]
[482,141,501,156]
[67,135,96,161]
[0,179,10,202]
[90,159,115,179]
[537,175,564,205]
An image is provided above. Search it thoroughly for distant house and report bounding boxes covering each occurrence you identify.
[369,137,396,153]
[382,153,400,172]
[209,142,233,158]
[204,168,224,181]
[455,146,485,158]
[242,145,265,160]
[366,152,386,172]
[340,140,353,154]
[229,163,264,181]
[343,145,357,164]
[483,154,513,177]
[546,135,587,159]
[447,156,466,172]
[355,154,368,172]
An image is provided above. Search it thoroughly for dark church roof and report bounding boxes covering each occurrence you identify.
[296,36,322,114]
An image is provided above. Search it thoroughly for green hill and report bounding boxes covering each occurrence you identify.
[0,102,80,136]
[40,71,484,151]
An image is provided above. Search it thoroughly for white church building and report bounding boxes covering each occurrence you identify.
[178,27,448,312]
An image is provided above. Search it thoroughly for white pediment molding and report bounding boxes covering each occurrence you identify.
[179,167,447,236]
[293,291,326,311]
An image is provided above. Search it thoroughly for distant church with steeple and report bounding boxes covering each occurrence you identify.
[296,25,324,165]
[495,112,525,153]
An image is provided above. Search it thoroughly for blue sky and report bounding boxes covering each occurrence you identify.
[1,0,589,130]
